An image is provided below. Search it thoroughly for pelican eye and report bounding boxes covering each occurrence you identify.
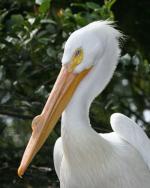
[68,48,84,72]
[75,49,81,57]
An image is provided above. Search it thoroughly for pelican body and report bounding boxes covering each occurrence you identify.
[18,21,150,188]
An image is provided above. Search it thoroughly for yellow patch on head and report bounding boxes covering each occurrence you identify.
[68,48,84,72]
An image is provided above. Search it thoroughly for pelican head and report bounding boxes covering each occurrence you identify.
[62,21,121,73]
[18,21,121,177]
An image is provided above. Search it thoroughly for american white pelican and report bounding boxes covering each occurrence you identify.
[18,21,150,188]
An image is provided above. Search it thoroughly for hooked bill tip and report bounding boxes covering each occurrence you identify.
[17,166,24,178]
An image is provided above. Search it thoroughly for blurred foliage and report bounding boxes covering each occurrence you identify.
[0,0,150,187]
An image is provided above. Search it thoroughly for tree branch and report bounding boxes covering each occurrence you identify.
[0,110,33,120]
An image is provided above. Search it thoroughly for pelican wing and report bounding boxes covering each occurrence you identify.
[110,113,150,170]
[54,137,63,179]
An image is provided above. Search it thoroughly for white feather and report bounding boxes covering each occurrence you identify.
[53,21,150,188]
[110,113,150,170]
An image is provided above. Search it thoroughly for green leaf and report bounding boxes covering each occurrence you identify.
[1,92,11,104]
[39,0,51,14]
[47,47,56,57]
[86,2,100,10]
[35,85,48,97]
[0,65,5,80]
[71,3,88,9]
[104,0,116,9]
[10,14,24,26]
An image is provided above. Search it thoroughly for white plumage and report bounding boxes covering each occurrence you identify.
[53,21,150,188]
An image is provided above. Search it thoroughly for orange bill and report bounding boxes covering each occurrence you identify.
[18,65,91,177]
